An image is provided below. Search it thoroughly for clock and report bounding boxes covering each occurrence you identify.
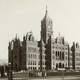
[48,25,51,29]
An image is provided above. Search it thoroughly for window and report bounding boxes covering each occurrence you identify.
[53,62,54,65]
[60,51,61,60]
[28,54,30,58]
[62,52,64,60]
[35,67,36,70]
[66,52,67,55]
[43,62,45,65]
[31,67,32,70]
[28,61,30,65]
[53,55,55,59]
[35,61,36,65]
[38,67,40,70]
[43,67,45,70]
[35,54,36,58]
[58,51,59,56]
[56,51,57,56]
[66,63,67,66]
[31,54,32,58]
[66,56,67,60]
[38,61,40,65]
[31,61,32,65]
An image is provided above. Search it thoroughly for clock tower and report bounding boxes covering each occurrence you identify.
[41,6,53,44]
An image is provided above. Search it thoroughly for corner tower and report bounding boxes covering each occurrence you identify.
[41,6,53,44]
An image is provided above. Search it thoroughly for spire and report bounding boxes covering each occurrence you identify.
[46,4,48,15]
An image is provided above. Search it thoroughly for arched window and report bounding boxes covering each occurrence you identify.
[62,52,64,60]
[56,63,58,69]
[58,51,59,56]
[56,51,57,56]
[62,64,64,68]
[60,51,61,60]
[59,63,61,68]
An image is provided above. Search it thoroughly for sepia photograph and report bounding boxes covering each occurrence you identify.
[0,0,80,80]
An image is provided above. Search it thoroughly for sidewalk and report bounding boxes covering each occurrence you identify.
[30,76,80,80]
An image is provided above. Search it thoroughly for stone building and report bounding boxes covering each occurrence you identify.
[8,36,23,71]
[68,46,72,70]
[25,32,40,71]
[8,7,80,72]
[51,36,69,70]
[71,42,80,71]
[8,32,40,71]
[38,40,46,71]
[40,7,69,71]
[40,7,53,70]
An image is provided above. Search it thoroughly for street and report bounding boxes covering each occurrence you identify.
[30,76,80,80]
[1,76,80,80]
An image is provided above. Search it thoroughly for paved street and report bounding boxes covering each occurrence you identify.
[1,76,80,80]
[30,76,80,80]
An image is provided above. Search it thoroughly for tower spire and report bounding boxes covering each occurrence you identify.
[45,4,48,15]
[46,4,47,13]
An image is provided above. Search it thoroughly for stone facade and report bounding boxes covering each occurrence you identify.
[8,36,23,71]
[68,47,72,70]
[41,8,53,70]
[38,40,46,71]
[8,32,40,71]
[40,8,69,71]
[8,7,80,71]
[51,36,69,70]
[25,32,40,71]
[71,42,80,71]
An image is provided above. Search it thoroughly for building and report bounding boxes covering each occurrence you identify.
[38,40,46,71]
[8,6,80,72]
[8,32,40,71]
[25,32,40,71]
[51,36,69,70]
[8,36,23,71]
[40,7,69,71]
[71,42,80,71]
[68,46,72,70]
[40,8,53,70]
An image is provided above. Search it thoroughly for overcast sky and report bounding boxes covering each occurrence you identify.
[0,0,80,63]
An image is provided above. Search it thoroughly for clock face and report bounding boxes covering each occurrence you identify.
[48,25,51,29]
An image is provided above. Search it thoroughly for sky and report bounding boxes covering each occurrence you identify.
[0,0,80,64]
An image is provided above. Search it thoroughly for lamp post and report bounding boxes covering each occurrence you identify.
[8,62,13,80]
